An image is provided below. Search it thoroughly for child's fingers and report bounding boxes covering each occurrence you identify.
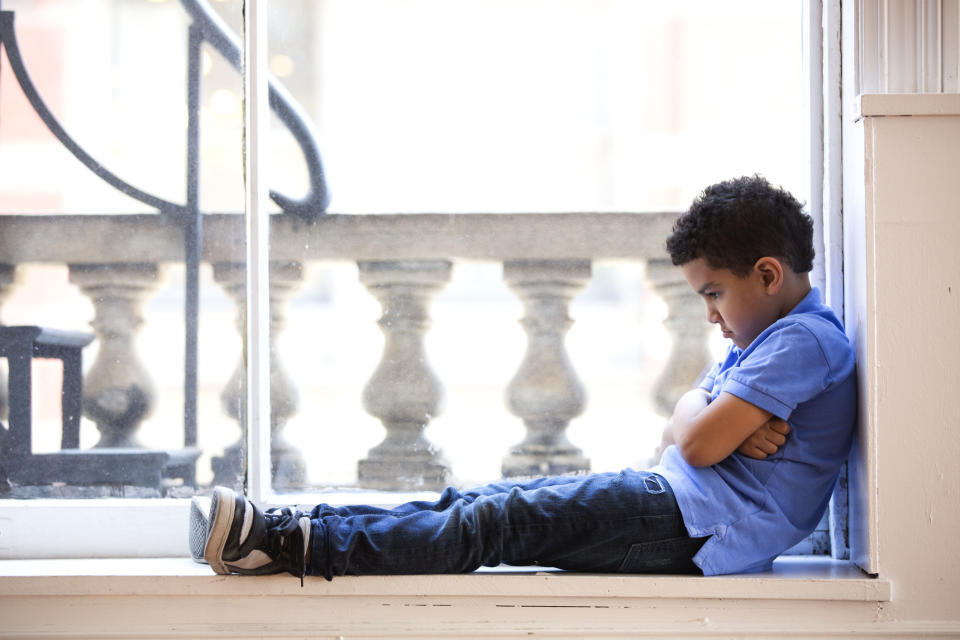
[739,419,792,459]
[768,419,791,435]
[766,430,787,447]
[740,445,768,459]
[757,439,780,455]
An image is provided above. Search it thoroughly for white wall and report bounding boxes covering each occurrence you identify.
[848,93,960,627]
[842,2,960,631]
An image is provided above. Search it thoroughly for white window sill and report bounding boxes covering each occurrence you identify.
[0,555,888,601]
[0,557,893,638]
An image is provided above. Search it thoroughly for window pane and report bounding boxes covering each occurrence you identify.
[0,0,807,499]
[266,1,808,493]
[0,0,245,497]
[268,0,807,214]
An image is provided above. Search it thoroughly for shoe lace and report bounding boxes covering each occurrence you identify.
[263,506,307,586]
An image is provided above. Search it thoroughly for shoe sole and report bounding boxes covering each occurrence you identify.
[203,486,236,575]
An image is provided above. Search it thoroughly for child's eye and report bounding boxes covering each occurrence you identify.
[706,292,720,300]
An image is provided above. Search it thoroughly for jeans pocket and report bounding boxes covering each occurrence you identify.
[617,536,708,574]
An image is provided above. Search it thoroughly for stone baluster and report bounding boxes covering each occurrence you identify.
[357,260,451,490]
[69,263,159,448]
[645,259,713,417]
[502,260,591,478]
[212,261,306,489]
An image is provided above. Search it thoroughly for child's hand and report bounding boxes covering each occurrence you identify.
[737,418,791,460]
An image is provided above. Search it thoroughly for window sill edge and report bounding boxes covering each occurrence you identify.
[0,556,890,602]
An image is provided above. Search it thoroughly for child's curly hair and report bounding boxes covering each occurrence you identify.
[666,175,814,276]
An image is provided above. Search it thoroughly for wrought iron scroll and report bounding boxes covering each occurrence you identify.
[0,3,330,218]
[181,0,331,216]
[0,11,183,215]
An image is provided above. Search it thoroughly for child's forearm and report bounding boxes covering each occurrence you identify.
[663,388,786,466]
[670,388,712,432]
[658,389,711,461]
[657,418,676,458]
[671,391,775,467]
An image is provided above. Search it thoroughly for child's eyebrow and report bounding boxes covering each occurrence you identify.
[697,283,718,295]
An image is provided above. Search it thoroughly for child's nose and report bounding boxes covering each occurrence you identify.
[706,306,721,324]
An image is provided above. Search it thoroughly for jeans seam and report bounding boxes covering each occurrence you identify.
[502,513,675,532]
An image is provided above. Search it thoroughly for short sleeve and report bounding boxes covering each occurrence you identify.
[698,360,722,391]
[721,322,833,420]
[699,344,741,397]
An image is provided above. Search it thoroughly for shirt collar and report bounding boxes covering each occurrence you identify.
[785,286,822,318]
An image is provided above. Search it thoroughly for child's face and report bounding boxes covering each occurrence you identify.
[680,258,781,350]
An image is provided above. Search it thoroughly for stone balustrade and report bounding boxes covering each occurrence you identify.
[68,264,159,448]
[0,212,710,491]
[211,261,307,489]
[357,260,452,489]
[502,260,591,478]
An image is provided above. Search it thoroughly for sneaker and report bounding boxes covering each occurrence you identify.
[188,495,210,564]
[200,486,311,584]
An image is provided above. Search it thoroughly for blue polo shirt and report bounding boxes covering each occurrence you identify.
[652,287,856,575]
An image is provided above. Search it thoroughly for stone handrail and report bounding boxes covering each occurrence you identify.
[0,212,710,491]
[0,212,676,263]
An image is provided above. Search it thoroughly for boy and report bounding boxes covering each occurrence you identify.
[192,175,856,581]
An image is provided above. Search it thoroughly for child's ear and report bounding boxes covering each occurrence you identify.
[753,257,784,293]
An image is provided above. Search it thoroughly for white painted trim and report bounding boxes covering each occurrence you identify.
[0,556,889,600]
[1,619,954,640]
[0,499,190,559]
[858,91,960,115]
[945,0,960,91]
[842,0,880,578]
[858,0,960,93]
[0,558,911,640]
[242,0,271,502]
[807,0,828,298]
[806,0,844,316]
[822,0,845,316]
[860,114,882,578]
[860,0,880,92]
[920,0,944,91]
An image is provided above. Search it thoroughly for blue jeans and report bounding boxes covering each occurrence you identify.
[306,469,707,580]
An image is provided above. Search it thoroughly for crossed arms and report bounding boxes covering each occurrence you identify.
[659,389,791,468]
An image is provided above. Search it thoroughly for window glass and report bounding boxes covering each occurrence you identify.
[268,0,807,214]
[0,0,808,502]
[0,0,245,497]
[265,0,808,490]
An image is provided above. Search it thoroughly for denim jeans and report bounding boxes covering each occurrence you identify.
[306,469,707,580]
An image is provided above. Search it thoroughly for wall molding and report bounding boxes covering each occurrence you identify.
[857,91,960,115]
[859,0,960,93]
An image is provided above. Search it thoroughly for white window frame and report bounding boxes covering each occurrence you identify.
[244,0,272,506]
[0,0,860,565]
